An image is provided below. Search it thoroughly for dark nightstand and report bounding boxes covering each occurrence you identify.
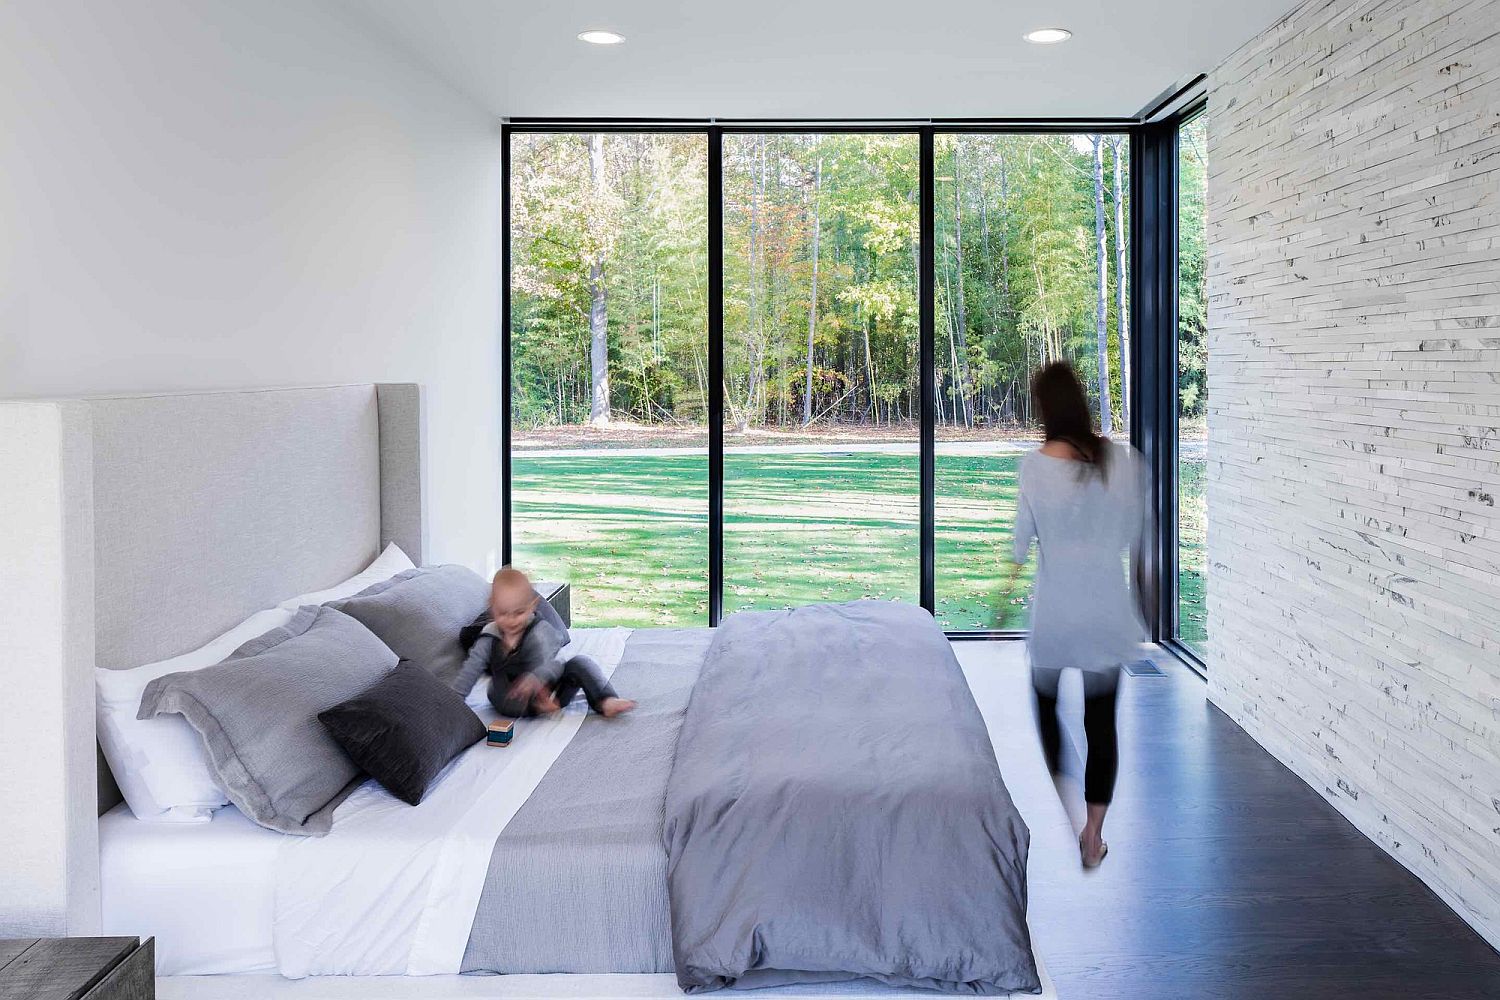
[0,937,154,999]
[536,580,571,627]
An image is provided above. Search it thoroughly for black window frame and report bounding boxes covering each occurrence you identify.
[502,114,1196,644]
[1158,99,1210,672]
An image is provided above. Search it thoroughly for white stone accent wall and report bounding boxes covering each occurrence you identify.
[1206,0,1500,948]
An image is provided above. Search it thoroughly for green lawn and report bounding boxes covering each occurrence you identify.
[1177,456,1210,650]
[513,449,1206,638]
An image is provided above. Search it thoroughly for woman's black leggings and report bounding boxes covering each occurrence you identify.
[1034,678,1119,805]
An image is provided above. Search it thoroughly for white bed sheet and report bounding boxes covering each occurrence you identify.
[99,627,633,978]
[278,627,632,978]
[101,801,282,974]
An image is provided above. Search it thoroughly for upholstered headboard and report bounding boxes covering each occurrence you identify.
[90,384,422,670]
[0,384,424,935]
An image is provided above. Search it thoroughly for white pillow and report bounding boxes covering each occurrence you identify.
[97,544,416,823]
[96,607,296,823]
[275,543,415,610]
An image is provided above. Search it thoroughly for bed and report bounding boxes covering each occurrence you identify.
[101,626,692,977]
[3,384,1047,998]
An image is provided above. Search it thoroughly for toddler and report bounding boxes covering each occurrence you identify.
[454,568,635,719]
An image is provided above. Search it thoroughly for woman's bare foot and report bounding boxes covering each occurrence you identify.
[1079,829,1108,868]
[1080,802,1109,868]
[599,697,637,718]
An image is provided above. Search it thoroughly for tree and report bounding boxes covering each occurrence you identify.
[1014,136,1090,374]
[741,135,766,432]
[1112,136,1130,428]
[1091,136,1113,435]
[1178,118,1209,418]
[586,133,612,425]
[802,141,822,427]
[950,137,973,426]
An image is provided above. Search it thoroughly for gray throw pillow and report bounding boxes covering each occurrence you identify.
[329,565,490,686]
[137,606,397,836]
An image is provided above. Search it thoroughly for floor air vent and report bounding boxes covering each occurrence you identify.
[1124,659,1165,677]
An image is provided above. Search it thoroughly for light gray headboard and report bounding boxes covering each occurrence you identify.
[0,384,424,935]
[91,384,422,669]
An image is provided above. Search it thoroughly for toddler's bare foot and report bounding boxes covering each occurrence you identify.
[531,690,561,714]
[599,697,636,718]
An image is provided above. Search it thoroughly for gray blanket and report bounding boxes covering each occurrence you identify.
[662,602,1040,995]
[461,628,711,974]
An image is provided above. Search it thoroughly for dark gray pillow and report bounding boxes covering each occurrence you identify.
[319,661,486,806]
[329,565,490,686]
[137,606,397,836]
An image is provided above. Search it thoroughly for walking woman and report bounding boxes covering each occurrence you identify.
[1010,361,1150,868]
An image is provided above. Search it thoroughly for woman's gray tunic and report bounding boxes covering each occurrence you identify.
[1013,442,1150,679]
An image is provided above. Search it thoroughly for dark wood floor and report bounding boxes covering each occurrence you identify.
[955,644,1500,1000]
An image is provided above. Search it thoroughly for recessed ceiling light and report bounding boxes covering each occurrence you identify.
[578,29,625,45]
[1023,27,1072,44]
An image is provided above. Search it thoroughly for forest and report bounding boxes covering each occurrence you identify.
[507,129,1215,437]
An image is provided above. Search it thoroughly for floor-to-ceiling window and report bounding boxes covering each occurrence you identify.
[1176,113,1209,651]
[508,132,709,626]
[721,133,921,612]
[503,121,1179,635]
[933,132,1131,630]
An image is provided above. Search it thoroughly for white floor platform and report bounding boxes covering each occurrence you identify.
[160,962,1055,999]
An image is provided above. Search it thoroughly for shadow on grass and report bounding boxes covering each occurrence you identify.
[513,451,1044,630]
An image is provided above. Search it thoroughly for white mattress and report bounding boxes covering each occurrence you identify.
[101,801,281,974]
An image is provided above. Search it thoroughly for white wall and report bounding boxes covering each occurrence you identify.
[0,0,503,573]
[0,404,97,937]
[1206,0,1500,949]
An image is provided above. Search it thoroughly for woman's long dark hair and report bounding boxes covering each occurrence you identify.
[1031,361,1110,480]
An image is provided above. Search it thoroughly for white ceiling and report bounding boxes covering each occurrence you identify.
[343,0,1293,120]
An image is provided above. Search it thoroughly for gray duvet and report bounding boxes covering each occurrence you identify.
[662,602,1040,995]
